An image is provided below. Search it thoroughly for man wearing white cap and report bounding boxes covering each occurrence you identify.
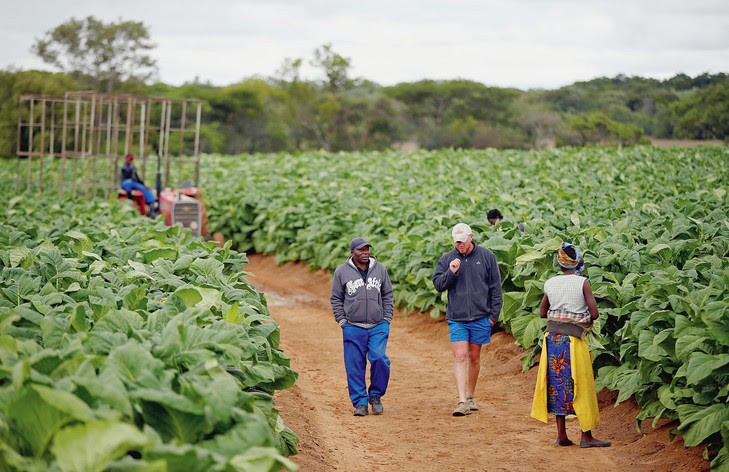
[433,223,503,416]
[330,237,394,416]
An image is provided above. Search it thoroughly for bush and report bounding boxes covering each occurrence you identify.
[558,112,650,146]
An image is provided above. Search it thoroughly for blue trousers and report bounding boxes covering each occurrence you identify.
[121,179,155,204]
[342,321,390,407]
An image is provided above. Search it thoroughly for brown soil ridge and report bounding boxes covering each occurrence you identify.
[245,254,708,472]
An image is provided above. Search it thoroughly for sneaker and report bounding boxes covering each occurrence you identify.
[466,395,479,411]
[353,404,369,416]
[369,396,384,415]
[453,401,471,416]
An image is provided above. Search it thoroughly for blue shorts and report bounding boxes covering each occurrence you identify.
[447,317,493,344]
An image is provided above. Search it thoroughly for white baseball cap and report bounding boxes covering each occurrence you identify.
[452,223,472,243]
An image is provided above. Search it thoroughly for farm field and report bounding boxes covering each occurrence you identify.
[1,143,728,471]
[199,145,729,471]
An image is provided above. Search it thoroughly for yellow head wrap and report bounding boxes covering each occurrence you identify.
[557,242,580,269]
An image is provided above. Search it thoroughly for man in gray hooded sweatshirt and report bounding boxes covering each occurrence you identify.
[330,237,394,416]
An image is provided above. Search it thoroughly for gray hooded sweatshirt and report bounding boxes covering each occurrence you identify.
[330,255,394,328]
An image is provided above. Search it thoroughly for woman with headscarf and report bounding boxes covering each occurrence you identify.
[530,243,611,448]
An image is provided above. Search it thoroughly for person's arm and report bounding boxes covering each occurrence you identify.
[539,294,550,318]
[487,252,502,324]
[134,170,145,186]
[330,270,347,326]
[432,254,457,292]
[583,279,599,320]
[381,267,394,323]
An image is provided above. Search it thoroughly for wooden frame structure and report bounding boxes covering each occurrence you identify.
[16,91,202,199]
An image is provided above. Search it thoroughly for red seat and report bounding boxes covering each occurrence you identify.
[118,189,147,216]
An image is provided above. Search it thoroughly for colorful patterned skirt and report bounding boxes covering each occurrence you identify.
[546,332,575,415]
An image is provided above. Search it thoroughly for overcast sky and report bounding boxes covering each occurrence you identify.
[2,0,728,90]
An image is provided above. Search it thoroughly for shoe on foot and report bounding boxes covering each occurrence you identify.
[580,440,611,448]
[452,401,471,416]
[353,404,369,416]
[466,395,479,411]
[369,395,384,415]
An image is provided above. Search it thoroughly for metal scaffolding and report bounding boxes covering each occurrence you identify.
[16,91,203,199]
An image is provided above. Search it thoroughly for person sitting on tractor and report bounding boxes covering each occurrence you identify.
[120,154,155,214]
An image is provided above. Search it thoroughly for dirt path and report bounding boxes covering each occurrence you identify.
[245,254,708,472]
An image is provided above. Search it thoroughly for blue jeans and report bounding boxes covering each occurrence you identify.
[342,321,390,407]
[121,179,155,204]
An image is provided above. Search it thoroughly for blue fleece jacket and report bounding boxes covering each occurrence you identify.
[432,242,503,324]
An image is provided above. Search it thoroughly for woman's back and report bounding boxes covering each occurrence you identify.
[544,274,588,314]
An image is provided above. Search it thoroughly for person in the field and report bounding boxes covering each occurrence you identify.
[432,223,502,417]
[120,154,155,209]
[330,237,394,417]
[531,242,610,448]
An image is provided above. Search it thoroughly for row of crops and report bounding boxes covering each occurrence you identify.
[0,185,299,471]
[200,146,729,470]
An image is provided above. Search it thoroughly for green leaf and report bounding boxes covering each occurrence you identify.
[510,314,546,349]
[190,257,224,282]
[6,384,95,455]
[18,274,41,302]
[141,443,216,472]
[657,384,677,410]
[228,446,299,472]
[93,309,144,335]
[142,247,178,264]
[677,403,729,447]
[500,291,525,323]
[638,329,672,362]
[570,211,580,227]
[135,389,208,443]
[686,352,729,385]
[702,301,729,346]
[74,366,134,418]
[105,341,166,387]
[711,443,729,472]
[196,287,222,310]
[515,250,546,264]
[8,246,33,269]
[71,304,89,333]
[51,421,151,472]
[123,287,148,311]
[65,231,94,257]
[225,302,240,324]
[0,441,34,471]
[41,316,71,349]
[649,243,672,256]
[173,287,203,309]
[612,367,646,405]
[162,295,188,315]
[675,335,712,361]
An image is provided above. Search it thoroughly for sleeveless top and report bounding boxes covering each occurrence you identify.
[543,274,588,313]
[543,274,592,339]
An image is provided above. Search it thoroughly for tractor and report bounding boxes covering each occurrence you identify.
[117,150,209,239]
[118,179,208,238]
[17,91,219,243]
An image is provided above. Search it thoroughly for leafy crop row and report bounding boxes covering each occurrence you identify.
[201,146,729,469]
[0,193,298,472]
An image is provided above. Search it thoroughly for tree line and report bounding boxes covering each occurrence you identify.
[1,16,728,159]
